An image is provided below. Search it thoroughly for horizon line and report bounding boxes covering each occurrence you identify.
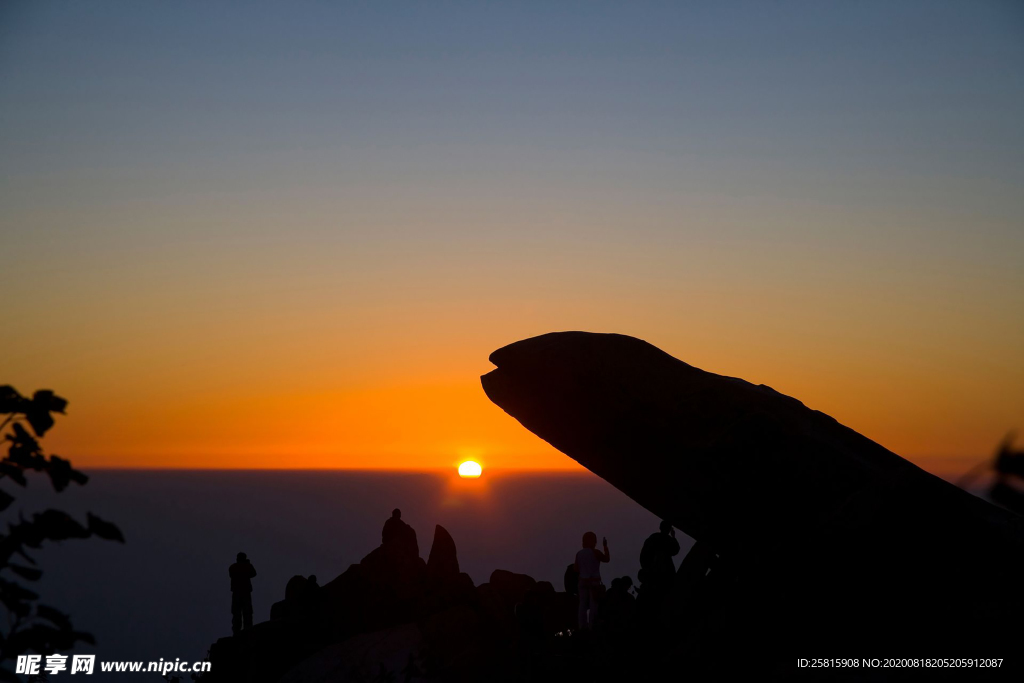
[78,465,590,474]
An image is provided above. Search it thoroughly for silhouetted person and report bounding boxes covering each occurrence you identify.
[994,433,1024,479]
[382,508,403,544]
[601,576,636,631]
[638,521,679,627]
[989,435,1024,514]
[229,552,257,634]
[382,508,419,558]
[640,520,680,583]
[304,574,323,626]
[639,521,679,590]
[574,531,609,630]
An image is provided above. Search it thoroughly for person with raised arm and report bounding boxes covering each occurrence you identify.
[574,531,610,630]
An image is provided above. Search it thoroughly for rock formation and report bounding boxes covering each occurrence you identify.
[482,331,1024,671]
[202,522,570,682]
[200,330,1023,680]
[426,524,459,581]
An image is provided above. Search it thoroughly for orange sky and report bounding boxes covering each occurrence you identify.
[3,2,1022,478]
[7,291,1022,479]
[5,207,1021,476]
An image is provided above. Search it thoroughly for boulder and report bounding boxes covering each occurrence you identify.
[319,542,428,638]
[426,524,459,580]
[481,331,1024,662]
[284,574,309,602]
[488,569,536,612]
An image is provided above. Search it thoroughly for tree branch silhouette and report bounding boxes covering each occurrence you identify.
[0,385,123,682]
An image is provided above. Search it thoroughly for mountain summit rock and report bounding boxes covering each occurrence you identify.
[482,331,1024,662]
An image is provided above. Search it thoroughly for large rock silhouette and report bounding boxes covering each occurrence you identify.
[482,331,1024,662]
[427,524,459,580]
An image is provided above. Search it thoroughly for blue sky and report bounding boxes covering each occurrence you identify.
[2,1,1022,468]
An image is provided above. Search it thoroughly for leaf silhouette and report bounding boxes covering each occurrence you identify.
[0,463,26,487]
[87,513,125,543]
[7,564,42,581]
[32,390,67,415]
[5,423,42,471]
[31,510,89,541]
[72,630,96,646]
[46,455,87,490]
[45,456,73,492]
[23,410,53,438]
[0,385,25,415]
[36,604,72,631]
[22,390,67,437]
[0,384,112,666]
[0,577,40,612]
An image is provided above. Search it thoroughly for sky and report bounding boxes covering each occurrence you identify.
[2,1,1022,473]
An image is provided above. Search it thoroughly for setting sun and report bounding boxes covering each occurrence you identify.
[458,461,483,478]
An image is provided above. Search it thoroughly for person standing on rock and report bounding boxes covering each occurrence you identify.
[637,520,679,627]
[640,521,679,588]
[574,531,610,630]
[382,507,419,558]
[229,552,257,634]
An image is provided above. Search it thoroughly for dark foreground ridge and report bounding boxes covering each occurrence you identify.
[204,522,580,683]
[202,332,1023,681]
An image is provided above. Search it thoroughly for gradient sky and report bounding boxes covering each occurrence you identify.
[2,1,1022,473]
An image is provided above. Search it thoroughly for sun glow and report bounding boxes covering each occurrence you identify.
[458,460,483,478]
